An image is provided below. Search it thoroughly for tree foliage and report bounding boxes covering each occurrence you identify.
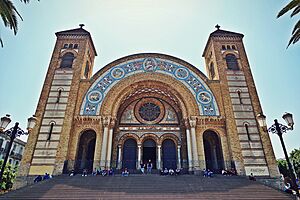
[290,148,300,178]
[0,0,37,47]
[0,160,17,190]
[277,0,300,47]
[277,148,300,179]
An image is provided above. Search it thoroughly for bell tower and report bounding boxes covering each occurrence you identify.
[19,25,97,176]
[202,25,279,177]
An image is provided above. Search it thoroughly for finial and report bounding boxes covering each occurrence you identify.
[215,24,220,30]
[79,24,85,29]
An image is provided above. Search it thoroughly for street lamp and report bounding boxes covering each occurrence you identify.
[257,112,299,197]
[0,114,37,182]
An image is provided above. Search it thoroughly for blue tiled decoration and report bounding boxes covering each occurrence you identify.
[80,57,219,116]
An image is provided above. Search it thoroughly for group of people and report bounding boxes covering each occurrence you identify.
[160,168,181,176]
[140,160,153,174]
[282,174,300,195]
[221,168,237,176]
[34,173,52,183]
[203,169,213,177]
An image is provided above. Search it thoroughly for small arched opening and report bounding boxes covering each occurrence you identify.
[142,139,156,169]
[122,138,137,169]
[203,130,224,173]
[75,130,96,173]
[162,139,177,170]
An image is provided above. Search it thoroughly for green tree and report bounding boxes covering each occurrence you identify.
[277,0,300,47]
[290,148,300,178]
[0,160,17,190]
[277,159,290,177]
[0,0,37,47]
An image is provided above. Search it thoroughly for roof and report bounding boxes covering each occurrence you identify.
[55,27,98,56]
[209,29,244,38]
[202,27,244,57]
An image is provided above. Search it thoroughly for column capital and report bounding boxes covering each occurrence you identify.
[177,145,181,149]
[109,117,117,129]
[157,145,161,148]
[102,116,111,127]
[118,144,122,148]
[189,116,197,128]
[137,144,142,148]
[183,118,191,129]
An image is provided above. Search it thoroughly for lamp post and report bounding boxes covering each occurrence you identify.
[0,114,37,182]
[257,112,299,197]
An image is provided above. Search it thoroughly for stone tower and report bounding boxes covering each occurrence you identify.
[202,26,278,176]
[18,25,97,177]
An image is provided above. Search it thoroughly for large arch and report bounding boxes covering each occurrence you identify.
[80,53,219,116]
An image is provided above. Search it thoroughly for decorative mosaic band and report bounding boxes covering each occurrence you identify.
[80,56,219,116]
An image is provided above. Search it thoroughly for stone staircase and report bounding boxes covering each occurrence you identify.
[0,175,293,200]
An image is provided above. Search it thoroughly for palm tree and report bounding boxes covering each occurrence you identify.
[0,0,34,47]
[277,0,300,48]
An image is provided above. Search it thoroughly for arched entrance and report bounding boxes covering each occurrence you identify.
[203,130,224,173]
[122,138,137,169]
[162,139,177,169]
[75,130,96,173]
[143,139,156,169]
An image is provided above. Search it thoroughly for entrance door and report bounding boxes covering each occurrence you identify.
[75,130,96,173]
[203,131,224,173]
[143,139,156,169]
[122,139,137,169]
[162,139,177,169]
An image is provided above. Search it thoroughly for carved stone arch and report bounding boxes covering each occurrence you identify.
[101,73,197,119]
[160,134,179,146]
[118,133,139,145]
[80,53,220,117]
[60,49,78,57]
[140,133,160,145]
[221,51,240,59]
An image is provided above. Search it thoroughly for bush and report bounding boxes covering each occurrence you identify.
[0,160,17,190]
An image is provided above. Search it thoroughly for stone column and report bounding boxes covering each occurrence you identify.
[106,118,115,169]
[157,145,161,169]
[117,145,122,169]
[185,119,193,171]
[177,145,181,169]
[190,117,200,170]
[137,144,142,169]
[100,117,110,168]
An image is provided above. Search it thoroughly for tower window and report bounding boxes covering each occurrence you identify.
[225,54,239,70]
[84,61,90,79]
[209,62,215,79]
[244,123,251,141]
[221,45,226,50]
[60,52,75,68]
[227,45,231,50]
[237,90,242,104]
[74,44,78,49]
[63,44,68,49]
[56,89,62,103]
[68,44,73,49]
[232,45,236,50]
[48,122,55,141]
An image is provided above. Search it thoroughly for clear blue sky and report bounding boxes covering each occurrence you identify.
[0,0,299,159]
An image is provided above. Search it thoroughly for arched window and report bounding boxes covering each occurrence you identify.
[209,62,215,79]
[244,123,251,141]
[84,61,90,78]
[225,54,239,70]
[60,52,75,68]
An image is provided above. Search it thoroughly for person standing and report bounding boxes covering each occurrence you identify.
[147,160,153,174]
[140,162,145,174]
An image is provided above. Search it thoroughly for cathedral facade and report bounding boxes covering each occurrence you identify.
[18,26,279,178]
